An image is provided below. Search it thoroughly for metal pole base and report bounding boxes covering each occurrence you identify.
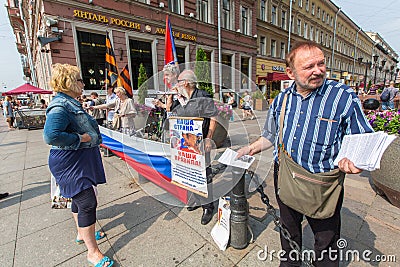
[230,167,249,249]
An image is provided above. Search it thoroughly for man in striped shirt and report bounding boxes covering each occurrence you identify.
[238,41,373,266]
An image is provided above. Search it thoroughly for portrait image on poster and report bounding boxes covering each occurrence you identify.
[169,117,208,197]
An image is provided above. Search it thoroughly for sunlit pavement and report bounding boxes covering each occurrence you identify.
[0,109,399,267]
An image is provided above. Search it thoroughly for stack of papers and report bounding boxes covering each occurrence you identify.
[334,132,397,171]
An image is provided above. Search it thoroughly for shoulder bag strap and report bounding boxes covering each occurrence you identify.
[279,93,288,149]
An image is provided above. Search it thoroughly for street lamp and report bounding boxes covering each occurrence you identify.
[358,57,371,92]
[380,59,386,83]
[373,54,379,84]
[390,65,395,81]
[383,69,389,86]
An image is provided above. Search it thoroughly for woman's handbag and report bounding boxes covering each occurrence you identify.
[277,94,345,219]
[112,114,121,130]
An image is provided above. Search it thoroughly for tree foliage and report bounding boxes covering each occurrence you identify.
[195,48,213,97]
[137,63,148,104]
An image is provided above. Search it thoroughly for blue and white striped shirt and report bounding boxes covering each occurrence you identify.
[262,79,374,173]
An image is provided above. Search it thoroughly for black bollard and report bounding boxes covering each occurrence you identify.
[229,166,249,249]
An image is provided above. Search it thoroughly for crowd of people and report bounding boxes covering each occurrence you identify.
[2,41,400,266]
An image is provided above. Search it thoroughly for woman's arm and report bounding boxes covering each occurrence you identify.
[43,107,82,149]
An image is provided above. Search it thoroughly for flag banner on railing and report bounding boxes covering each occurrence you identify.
[120,64,133,98]
[105,31,119,86]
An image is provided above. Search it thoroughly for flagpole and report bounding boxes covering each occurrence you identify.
[217,0,223,101]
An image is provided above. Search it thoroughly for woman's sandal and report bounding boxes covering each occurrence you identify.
[76,230,106,245]
[88,256,114,267]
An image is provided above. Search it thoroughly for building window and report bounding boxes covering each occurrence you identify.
[322,11,325,22]
[260,36,266,55]
[168,0,181,14]
[129,39,154,90]
[260,0,266,21]
[297,19,301,35]
[305,0,309,11]
[298,0,303,8]
[320,31,324,45]
[222,0,231,30]
[310,25,314,41]
[271,5,277,25]
[291,15,294,32]
[271,39,276,57]
[315,28,319,42]
[326,14,330,25]
[311,3,315,15]
[281,10,286,29]
[280,42,285,59]
[303,22,308,38]
[221,54,232,89]
[77,31,107,92]
[241,6,249,35]
[241,57,250,89]
[317,7,320,18]
[197,0,210,23]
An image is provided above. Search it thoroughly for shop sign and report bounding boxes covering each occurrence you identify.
[73,9,196,42]
[73,9,140,30]
[155,27,196,42]
[272,66,284,72]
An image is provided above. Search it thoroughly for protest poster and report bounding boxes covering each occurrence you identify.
[169,117,208,197]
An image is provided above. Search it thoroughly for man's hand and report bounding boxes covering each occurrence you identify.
[338,157,362,174]
[236,146,253,158]
[204,138,213,152]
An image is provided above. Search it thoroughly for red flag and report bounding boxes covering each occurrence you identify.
[164,15,178,66]
[120,65,133,98]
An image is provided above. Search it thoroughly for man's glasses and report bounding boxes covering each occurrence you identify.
[177,79,186,83]
[77,78,84,83]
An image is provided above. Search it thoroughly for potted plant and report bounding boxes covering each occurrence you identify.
[268,89,280,105]
[135,63,151,130]
[252,90,267,111]
[366,109,400,208]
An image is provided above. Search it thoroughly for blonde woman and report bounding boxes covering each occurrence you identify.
[43,64,114,267]
[92,87,136,135]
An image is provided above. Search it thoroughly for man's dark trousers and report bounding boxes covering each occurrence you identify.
[273,162,343,267]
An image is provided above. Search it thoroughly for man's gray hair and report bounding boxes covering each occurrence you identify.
[179,69,198,83]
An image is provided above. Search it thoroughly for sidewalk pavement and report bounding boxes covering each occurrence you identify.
[0,109,399,267]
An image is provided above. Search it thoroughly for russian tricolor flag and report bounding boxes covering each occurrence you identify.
[164,15,178,66]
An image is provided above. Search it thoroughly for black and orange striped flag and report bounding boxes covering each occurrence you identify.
[120,65,133,98]
[105,31,119,86]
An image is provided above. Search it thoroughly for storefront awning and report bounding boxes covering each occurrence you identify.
[258,72,291,83]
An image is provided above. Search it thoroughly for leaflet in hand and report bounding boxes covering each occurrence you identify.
[218,148,255,169]
[144,98,155,109]
[334,132,397,171]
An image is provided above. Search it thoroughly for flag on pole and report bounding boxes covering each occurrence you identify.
[105,31,119,86]
[120,64,133,98]
[164,15,178,66]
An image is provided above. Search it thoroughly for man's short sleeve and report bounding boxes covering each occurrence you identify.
[261,108,276,144]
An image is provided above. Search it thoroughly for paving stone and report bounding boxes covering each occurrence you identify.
[0,241,15,266]
[0,211,18,246]
[179,242,235,266]
[111,211,206,266]
[96,191,168,240]
[17,202,71,239]
[237,245,280,267]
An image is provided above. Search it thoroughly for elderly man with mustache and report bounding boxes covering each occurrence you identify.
[237,41,373,266]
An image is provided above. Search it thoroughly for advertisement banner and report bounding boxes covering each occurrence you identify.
[169,117,208,197]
